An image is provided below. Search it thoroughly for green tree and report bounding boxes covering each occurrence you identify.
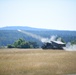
[20,42,30,48]
[13,38,25,48]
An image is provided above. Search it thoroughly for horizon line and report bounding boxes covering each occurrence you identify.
[0,26,76,31]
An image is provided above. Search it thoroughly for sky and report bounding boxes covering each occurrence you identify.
[0,0,76,30]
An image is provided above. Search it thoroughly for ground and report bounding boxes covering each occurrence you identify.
[0,48,76,75]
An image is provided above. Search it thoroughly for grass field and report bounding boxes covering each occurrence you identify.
[0,48,76,75]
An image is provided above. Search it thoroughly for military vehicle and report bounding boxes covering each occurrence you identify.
[41,41,66,49]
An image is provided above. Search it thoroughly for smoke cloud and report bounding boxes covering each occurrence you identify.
[63,42,76,51]
[18,29,63,44]
[18,29,57,43]
[18,29,46,42]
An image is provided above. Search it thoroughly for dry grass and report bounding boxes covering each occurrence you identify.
[0,48,76,75]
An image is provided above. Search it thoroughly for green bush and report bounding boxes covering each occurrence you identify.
[7,38,39,48]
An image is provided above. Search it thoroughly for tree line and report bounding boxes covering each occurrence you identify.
[7,38,39,48]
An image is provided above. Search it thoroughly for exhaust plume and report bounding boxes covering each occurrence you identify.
[18,29,58,43]
[18,29,47,42]
[18,30,60,43]
[50,35,57,41]
[63,42,76,51]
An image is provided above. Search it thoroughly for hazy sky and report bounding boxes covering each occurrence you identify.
[0,0,76,30]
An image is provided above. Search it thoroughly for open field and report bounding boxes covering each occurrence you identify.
[0,48,76,75]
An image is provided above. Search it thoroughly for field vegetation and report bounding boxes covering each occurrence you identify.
[0,48,76,75]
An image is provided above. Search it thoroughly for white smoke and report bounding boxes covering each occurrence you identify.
[63,42,76,51]
[18,29,46,42]
[18,30,59,43]
[41,35,57,43]
[18,29,57,43]
[57,37,62,41]
[50,35,57,41]
[41,38,49,43]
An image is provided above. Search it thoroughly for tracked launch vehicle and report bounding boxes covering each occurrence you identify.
[41,41,66,49]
